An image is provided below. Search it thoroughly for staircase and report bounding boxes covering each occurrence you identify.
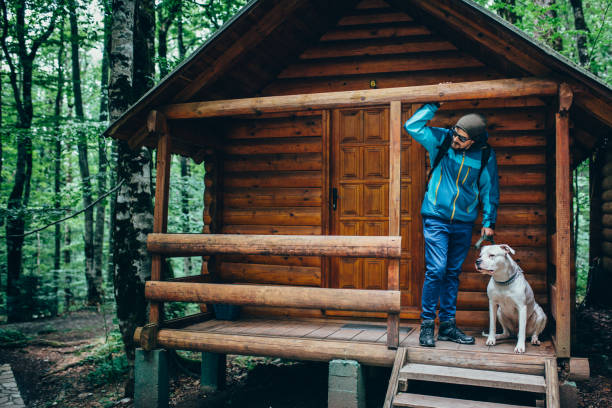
[384,348,560,408]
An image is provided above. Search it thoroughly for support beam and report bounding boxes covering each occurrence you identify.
[387,101,402,349]
[161,78,558,119]
[145,282,401,313]
[143,328,548,373]
[147,233,402,258]
[201,352,226,393]
[149,111,172,325]
[555,83,572,358]
[545,359,560,408]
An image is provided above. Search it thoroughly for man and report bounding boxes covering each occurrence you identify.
[404,102,499,347]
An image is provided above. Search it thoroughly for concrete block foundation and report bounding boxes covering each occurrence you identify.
[201,352,227,393]
[328,359,366,408]
[135,348,168,408]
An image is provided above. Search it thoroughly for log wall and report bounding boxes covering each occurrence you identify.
[218,113,325,288]
[200,0,552,327]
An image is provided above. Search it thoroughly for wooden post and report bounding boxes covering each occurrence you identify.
[321,110,331,288]
[148,110,172,325]
[387,101,402,349]
[555,83,572,358]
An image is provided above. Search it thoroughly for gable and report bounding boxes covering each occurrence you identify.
[104,0,611,163]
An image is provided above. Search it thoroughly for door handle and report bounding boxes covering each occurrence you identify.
[332,187,338,210]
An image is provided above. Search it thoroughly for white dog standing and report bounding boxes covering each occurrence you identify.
[476,244,547,354]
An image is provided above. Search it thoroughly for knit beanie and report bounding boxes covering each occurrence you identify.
[455,113,487,143]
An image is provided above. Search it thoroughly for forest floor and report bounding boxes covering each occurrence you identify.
[0,308,610,407]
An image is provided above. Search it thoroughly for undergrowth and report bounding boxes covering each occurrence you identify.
[82,329,129,386]
[0,328,31,347]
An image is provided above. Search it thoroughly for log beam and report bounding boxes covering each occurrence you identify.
[387,101,402,349]
[555,83,572,358]
[149,110,172,325]
[147,233,402,258]
[134,327,548,373]
[161,78,558,119]
[145,281,401,313]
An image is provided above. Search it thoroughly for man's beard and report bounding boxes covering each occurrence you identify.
[451,141,465,150]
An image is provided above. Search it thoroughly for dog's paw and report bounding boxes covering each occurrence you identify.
[531,335,541,346]
[514,343,526,354]
[486,336,496,346]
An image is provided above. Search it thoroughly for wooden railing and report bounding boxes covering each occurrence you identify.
[145,233,403,348]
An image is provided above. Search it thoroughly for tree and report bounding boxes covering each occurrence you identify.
[68,0,101,305]
[95,0,111,305]
[497,0,520,24]
[534,0,563,51]
[568,0,590,66]
[110,0,155,397]
[53,16,66,313]
[0,0,59,321]
[157,0,180,78]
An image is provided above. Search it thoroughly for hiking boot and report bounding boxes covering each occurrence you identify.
[419,319,435,347]
[437,318,475,344]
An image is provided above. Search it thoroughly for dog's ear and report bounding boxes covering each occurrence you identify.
[500,244,515,255]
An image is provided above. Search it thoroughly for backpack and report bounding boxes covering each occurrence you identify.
[425,134,491,191]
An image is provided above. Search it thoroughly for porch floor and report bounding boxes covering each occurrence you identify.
[154,316,555,373]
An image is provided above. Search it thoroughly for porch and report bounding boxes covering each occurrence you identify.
[135,315,555,373]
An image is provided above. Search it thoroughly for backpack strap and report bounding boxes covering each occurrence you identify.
[425,134,452,191]
[477,144,491,185]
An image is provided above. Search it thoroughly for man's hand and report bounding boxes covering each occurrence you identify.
[481,227,495,238]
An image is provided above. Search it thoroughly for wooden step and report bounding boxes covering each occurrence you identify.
[393,393,534,408]
[398,363,546,393]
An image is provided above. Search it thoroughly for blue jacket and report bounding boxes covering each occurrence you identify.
[404,103,499,228]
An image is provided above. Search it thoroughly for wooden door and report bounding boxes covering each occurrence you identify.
[330,106,425,311]
[331,107,390,290]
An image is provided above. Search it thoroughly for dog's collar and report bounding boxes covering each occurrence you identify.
[494,271,518,286]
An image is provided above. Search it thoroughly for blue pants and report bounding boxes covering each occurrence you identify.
[421,217,473,322]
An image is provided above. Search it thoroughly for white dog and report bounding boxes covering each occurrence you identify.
[475,244,547,354]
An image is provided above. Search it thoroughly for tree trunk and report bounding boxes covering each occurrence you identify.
[54,17,66,315]
[497,0,519,24]
[95,0,111,303]
[134,0,155,97]
[180,156,192,274]
[107,140,117,282]
[1,0,57,321]
[569,0,590,66]
[157,0,180,78]
[0,68,3,193]
[177,1,185,60]
[534,0,563,51]
[157,18,169,78]
[64,141,73,311]
[69,0,101,305]
[110,0,155,398]
[99,0,111,122]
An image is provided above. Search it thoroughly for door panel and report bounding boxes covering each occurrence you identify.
[363,183,388,216]
[329,106,425,311]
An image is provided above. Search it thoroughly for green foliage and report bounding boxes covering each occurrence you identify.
[86,354,129,386]
[471,0,612,84]
[574,159,590,304]
[0,328,31,347]
[82,329,129,386]
[12,275,58,320]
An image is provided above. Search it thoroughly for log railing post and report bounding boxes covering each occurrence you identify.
[149,110,172,326]
[554,83,572,358]
[387,101,402,349]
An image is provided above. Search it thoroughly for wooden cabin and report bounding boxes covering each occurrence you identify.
[105,0,611,406]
